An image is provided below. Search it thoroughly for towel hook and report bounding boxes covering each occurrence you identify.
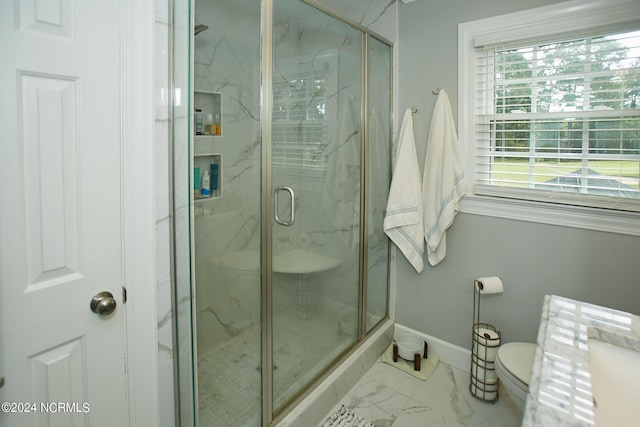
[432,87,441,95]
[411,106,418,113]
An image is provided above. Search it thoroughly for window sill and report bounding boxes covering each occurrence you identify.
[459,194,640,236]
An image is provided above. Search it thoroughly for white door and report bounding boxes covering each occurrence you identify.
[0,1,128,426]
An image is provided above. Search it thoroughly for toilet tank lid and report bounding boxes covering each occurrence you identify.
[499,342,536,384]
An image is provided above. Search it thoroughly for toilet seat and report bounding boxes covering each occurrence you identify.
[495,342,536,393]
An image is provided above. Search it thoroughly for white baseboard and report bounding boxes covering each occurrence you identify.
[394,323,471,373]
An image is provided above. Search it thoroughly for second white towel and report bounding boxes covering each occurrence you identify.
[423,89,465,266]
[384,109,424,273]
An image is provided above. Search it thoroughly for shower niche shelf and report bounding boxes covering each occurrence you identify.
[194,90,222,137]
[194,153,222,201]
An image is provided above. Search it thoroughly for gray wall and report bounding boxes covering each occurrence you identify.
[397,0,640,349]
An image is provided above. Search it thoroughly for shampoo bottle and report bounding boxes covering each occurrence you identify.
[194,167,201,191]
[210,163,219,191]
[195,109,203,135]
[201,170,211,197]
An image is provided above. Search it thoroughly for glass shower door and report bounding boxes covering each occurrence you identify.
[365,36,392,333]
[270,0,363,413]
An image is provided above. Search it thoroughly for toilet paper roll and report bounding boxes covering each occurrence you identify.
[475,276,503,294]
[473,327,500,361]
[473,343,498,363]
[470,378,498,400]
[474,327,500,345]
[471,363,498,383]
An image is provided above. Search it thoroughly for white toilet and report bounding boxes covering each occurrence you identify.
[495,342,536,411]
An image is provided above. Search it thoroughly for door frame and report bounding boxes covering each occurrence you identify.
[121,0,161,425]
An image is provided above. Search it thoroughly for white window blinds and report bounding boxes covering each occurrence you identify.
[272,70,328,172]
[474,28,640,211]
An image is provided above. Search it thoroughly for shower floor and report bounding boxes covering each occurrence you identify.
[197,305,356,427]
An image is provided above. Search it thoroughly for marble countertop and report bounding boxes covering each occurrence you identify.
[522,295,640,426]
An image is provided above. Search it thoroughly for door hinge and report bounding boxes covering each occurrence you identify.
[122,286,127,304]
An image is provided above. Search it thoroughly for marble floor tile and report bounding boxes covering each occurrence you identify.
[321,357,523,427]
[333,374,410,427]
[410,363,476,425]
[364,362,421,398]
[390,404,466,427]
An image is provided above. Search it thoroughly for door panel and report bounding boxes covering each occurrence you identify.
[271,0,363,413]
[21,73,81,292]
[0,1,128,425]
[366,36,392,333]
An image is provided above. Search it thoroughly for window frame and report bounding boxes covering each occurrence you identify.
[458,0,640,236]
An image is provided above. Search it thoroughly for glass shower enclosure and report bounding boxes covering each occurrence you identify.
[171,0,392,425]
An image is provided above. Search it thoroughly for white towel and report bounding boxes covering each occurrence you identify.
[384,109,424,273]
[423,89,465,266]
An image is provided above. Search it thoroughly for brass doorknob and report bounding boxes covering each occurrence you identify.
[90,291,117,316]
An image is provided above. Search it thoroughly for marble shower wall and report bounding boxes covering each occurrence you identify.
[271,0,365,324]
[270,0,397,321]
[192,0,263,355]
[192,0,397,346]
[154,0,175,426]
[320,0,397,42]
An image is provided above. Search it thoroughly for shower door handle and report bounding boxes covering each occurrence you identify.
[274,186,295,226]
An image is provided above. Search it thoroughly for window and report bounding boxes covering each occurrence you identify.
[272,52,337,177]
[459,0,640,234]
[476,29,640,207]
[272,69,329,172]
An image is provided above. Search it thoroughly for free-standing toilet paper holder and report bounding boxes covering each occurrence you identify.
[470,279,501,403]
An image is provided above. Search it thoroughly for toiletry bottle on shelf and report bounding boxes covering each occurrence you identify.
[214,112,221,135]
[201,170,210,197]
[210,163,219,192]
[195,109,203,135]
[194,167,201,196]
[205,113,214,134]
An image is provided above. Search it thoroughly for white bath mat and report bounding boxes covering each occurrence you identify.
[320,405,375,427]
